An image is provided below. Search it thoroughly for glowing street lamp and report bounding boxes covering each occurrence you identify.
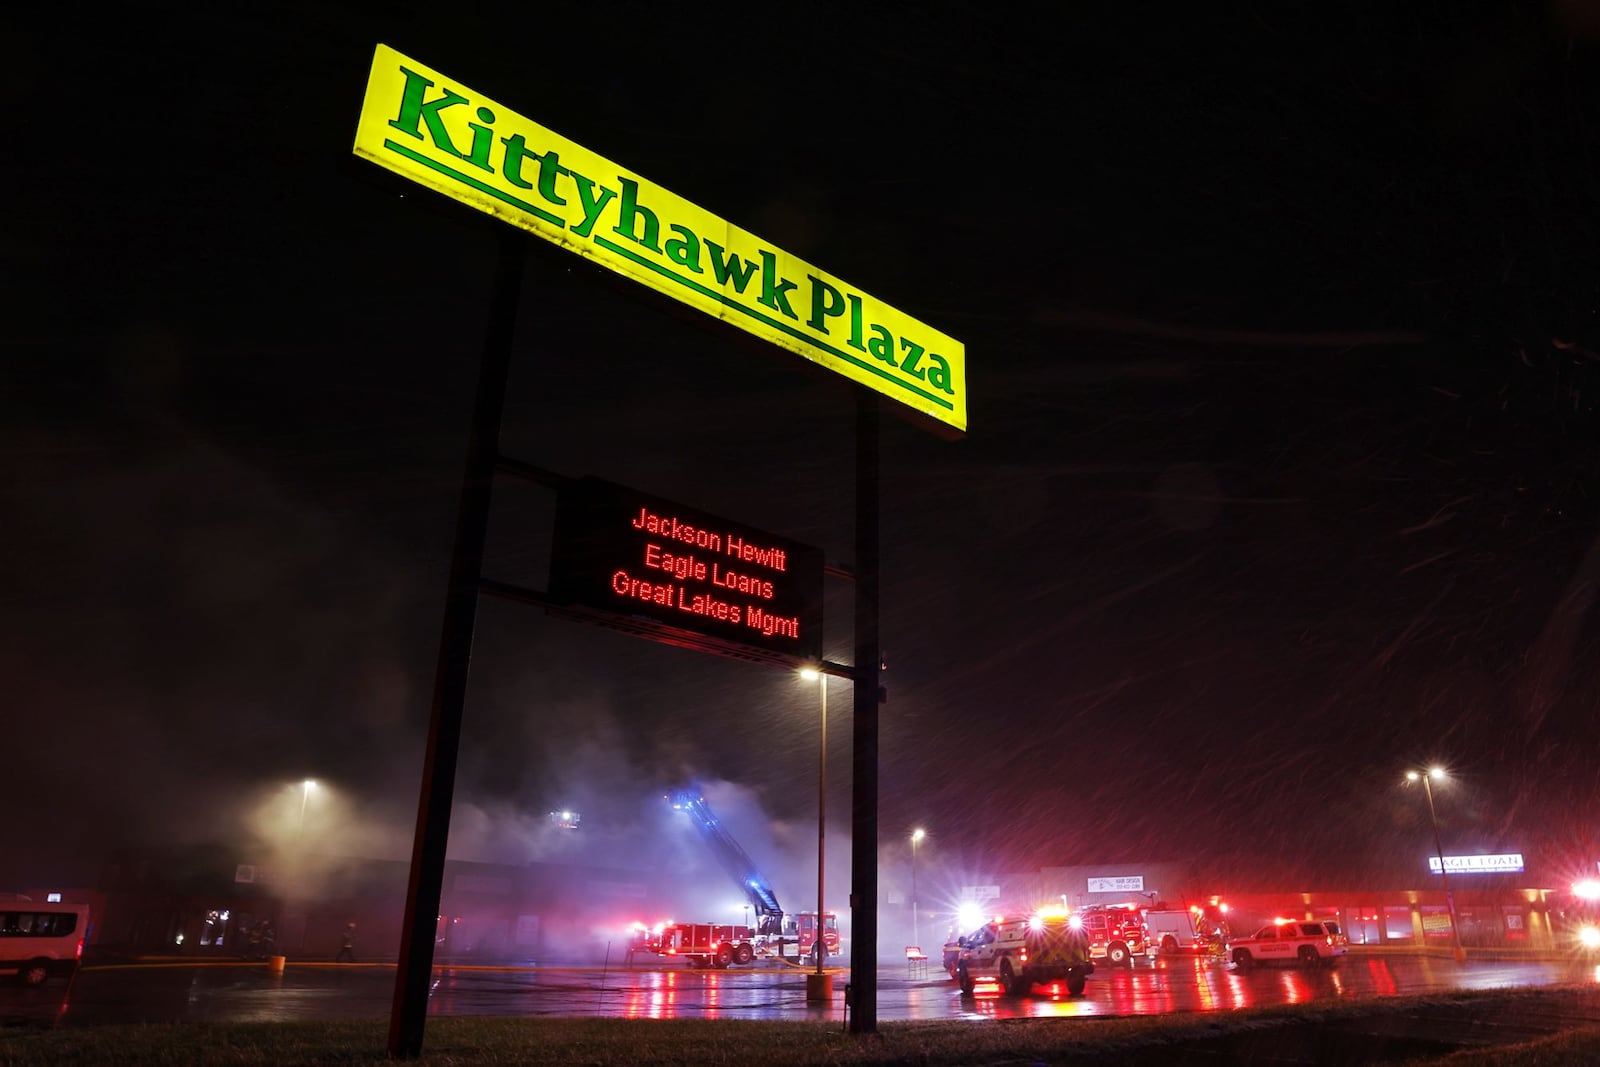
[910,828,926,947]
[1405,767,1466,962]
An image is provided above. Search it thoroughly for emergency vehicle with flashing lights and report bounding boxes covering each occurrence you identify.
[627,921,757,968]
[942,901,989,978]
[1228,918,1349,968]
[658,788,842,965]
[1145,901,1231,955]
[1556,879,1600,953]
[627,910,840,969]
[1076,902,1152,964]
[953,909,1095,996]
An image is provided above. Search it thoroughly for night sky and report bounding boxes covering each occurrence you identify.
[8,3,1600,907]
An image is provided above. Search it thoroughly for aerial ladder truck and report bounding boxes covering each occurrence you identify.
[627,788,840,967]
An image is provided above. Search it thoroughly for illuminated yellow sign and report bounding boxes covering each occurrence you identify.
[353,45,966,435]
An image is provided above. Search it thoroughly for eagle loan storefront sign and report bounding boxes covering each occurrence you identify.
[1427,853,1526,874]
[550,477,824,666]
[353,44,966,436]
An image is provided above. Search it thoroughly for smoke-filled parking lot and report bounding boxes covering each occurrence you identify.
[2,953,1595,1029]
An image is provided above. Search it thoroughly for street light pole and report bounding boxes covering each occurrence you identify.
[801,667,832,1003]
[910,828,925,948]
[816,672,827,977]
[1408,768,1467,963]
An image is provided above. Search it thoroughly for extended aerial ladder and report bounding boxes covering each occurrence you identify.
[666,788,785,936]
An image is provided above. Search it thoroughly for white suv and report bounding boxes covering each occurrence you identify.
[955,913,1095,996]
[1229,920,1349,968]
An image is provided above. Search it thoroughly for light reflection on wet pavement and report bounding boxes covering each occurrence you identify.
[3,954,1597,1028]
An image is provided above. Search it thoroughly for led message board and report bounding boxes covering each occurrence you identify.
[1427,853,1525,874]
[353,44,966,435]
[549,477,824,666]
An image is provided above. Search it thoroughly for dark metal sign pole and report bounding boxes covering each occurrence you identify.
[849,390,881,1033]
[388,231,526,1059]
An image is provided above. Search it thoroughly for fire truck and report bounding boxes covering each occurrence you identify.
[1144,901,1231,955]
[628,921,758,968]
[1075,902,1152,964]
[629,789,840,966]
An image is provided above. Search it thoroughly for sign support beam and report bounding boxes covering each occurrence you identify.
[388,231,526,1059]
[849,390,881,1032]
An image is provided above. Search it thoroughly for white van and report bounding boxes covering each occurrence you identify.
[0,904,90,985]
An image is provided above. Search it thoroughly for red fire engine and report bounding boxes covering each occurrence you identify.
[628,789,841,967]
[629,921,757,968]
[628,912,840,969]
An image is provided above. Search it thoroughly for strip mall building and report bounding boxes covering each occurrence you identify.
[18,848,1595,962]
[973,857,1588,952]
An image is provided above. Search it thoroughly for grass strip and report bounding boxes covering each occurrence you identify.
[4,986,1600,1066]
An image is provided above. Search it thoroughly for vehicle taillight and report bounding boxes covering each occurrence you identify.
[77,938,84,959]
